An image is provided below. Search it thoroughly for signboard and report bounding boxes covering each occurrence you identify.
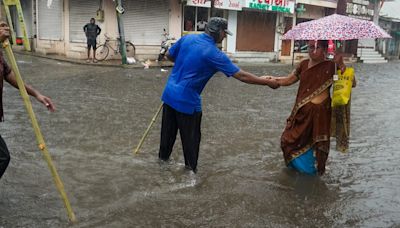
[187,0,243,11]
[244,0,295,14]
[345,0,374,20]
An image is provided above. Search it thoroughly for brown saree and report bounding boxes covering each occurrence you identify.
[281,59,336,175]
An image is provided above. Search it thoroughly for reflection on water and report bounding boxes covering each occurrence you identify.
[0,55,399,227]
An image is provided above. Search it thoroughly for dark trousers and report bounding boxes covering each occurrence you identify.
[0,136,10,179]
[159,104,202,172]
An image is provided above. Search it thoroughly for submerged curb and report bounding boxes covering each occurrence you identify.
[13,49,174,69]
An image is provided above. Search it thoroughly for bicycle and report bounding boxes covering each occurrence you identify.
[95,34,136,61]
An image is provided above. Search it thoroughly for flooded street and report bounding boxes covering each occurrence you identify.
[0,55,399,227]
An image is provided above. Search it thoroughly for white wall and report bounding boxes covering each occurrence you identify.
[169,0,182,39]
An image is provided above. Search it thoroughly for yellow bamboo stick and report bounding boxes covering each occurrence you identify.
[2,40,76,223]
[133,103,163,154]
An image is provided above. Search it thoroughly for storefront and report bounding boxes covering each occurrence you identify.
[337,0,375,56]
[337,0,374,21]
[378,17,400,59]
[183,0,230,32]
[69,0,101,43]
[294,3,334,53]
[9,0,33,39]
[5,0,34,50]
[183,0,242,51]
[239,0,294,53]
[279,0,336,63]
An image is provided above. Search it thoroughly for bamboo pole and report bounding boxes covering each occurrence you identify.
[2,40,76,223]
[133,103,163,155]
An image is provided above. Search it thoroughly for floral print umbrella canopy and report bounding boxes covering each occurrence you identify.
[282,14,391,40]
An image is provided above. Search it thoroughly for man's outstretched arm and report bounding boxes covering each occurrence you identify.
[4,71,56,112]
[233,70,279,89]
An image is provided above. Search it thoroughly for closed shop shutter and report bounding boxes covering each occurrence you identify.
[236,11,276,52]
[122,0,169,45]
[38,0,63,40]
[69,0,100,42]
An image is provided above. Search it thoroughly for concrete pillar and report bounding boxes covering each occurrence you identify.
[382,40,386,54]
[104,0,118,40]
[227,10,237,54]
[373,0,381,25]
[64,0,69,54]
[169,0,182,39]
[274,13,283,61]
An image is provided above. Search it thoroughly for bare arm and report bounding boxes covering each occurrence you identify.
[0,23,54,110]
[233,70,279,89]
[265,69,299,87]
[4,71,55,112]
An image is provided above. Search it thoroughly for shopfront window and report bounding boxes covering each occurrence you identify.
[184,6,196,31]
[213,9,224,18]
[183,6,226,32]
[197,7,208,31]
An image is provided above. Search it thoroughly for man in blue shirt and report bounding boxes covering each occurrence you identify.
[159,17,279,173]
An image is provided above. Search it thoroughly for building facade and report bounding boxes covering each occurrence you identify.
[5,0,371,63]
[378,0,400,60]
[4,0,182,60]
[279,0,337,63]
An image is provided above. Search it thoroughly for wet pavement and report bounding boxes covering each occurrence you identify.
[0,54,399,227]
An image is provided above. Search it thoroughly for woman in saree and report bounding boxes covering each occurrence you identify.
[265,40,346,175]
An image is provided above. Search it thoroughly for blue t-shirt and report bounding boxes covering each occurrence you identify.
[161,33,240,114]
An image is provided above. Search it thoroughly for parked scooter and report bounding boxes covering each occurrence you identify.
[158,29,176,62]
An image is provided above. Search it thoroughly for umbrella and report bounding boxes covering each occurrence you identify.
[282,14,391,40]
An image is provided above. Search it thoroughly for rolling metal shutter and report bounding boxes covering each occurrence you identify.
[69,0,100,42]
[38,0,63,40]
[122,0,169,45]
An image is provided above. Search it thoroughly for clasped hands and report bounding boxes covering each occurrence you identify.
[261,76,280,89]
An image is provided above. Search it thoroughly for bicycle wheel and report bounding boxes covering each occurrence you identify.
[95,44,109,61]
[125,42,136,58]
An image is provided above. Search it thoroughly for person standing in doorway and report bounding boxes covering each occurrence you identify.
[83,18,101,63]
[158,17,279,173]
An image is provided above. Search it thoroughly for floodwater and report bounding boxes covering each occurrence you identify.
[0,55,399,227]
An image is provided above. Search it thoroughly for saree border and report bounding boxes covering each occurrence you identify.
[287,78,333,126]
[285,134,330,165]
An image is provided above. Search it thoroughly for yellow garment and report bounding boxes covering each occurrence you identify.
[332,67,354,107]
